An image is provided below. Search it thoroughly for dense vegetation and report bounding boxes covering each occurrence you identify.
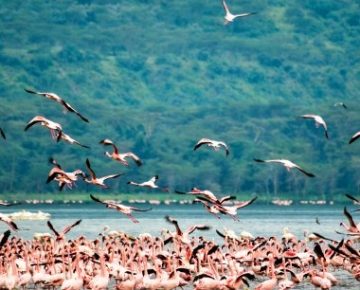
[0,0,359,201]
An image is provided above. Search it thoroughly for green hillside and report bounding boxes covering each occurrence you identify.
[0,0,359,199]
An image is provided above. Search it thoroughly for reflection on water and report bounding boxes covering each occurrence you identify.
[1,203,359,289]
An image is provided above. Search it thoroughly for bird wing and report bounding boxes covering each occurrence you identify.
[0,230,10,250]
[63,219,82,235]
[0,128,6,140]
[219,142,230,156]
[60,100,89,122]
[193,138,212,151]
[313,243,326,260]
[100,173,124,181]
[186,225,211,235]
[47,221,60,237]
[219,195,236,204]
[215,229,226,238]
[165,216,182,236]
[345,193,360,204]
[49,157,62,169]
[24,116,45,131]
[344,207,357,229]
[222,0,230,14]
[234,12,257,18]
[294,166,315,178]
[123,152,142,166]
[90,194,108,205]
[85,159,96,179]
[235,196,257,209]
[349,132,360,144]
[0,217,18,231]
[130,206,152,212]
[300,114,317,120]
[99,139,119,154]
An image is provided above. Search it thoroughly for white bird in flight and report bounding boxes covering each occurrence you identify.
[194,138,230,156]
[222,0,256,25]
[24,88,89,122]
[300,114,329,139]
[254,159,315,177]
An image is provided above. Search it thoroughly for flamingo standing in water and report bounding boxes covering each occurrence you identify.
[99,139,142,166]
[221,0,256,25]
[90,194,152,223]
[24,88,89,122]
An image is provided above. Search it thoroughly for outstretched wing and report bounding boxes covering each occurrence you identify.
[123,152,142,166]
[295,166,315,178]
[60,100,89,122]
[344,207,357,229]
[222,0,230,14]
[194,138,212,151]
[349,132,360,144]
[219,195,236,204]
[235,196,257,209]
[90,194,107,205]
[0,128,6,140]
[130,206,152,212]
[24,116,44,131]
[187,224,211,235]
[0,230,10,250]
[47,221,60,237]
[345,193,360,204]
[165,215,182,236]
[99,139,118,154]
[101,173,124,181]
[85,159,96,179]
[63,219,82,235]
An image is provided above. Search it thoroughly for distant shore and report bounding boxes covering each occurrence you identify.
[0,191,355,205]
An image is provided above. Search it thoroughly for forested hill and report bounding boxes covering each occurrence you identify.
[0,0,359,200]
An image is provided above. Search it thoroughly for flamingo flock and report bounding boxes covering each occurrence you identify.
[0,1,359,289]
[0,202,359,289]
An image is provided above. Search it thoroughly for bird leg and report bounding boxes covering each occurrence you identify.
[127,214,139,224]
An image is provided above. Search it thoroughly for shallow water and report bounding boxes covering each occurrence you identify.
[1,203,359,289]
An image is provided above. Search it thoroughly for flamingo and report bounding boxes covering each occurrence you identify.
[24,88,89,122]
[212,196,258,221]
[99,139,142,166]
[194,138,230,156]
[176,187,236,205]
[254,158,315,177]
[349,131,360,144]
[221,0,256,25]
[165,215,211,244]
[300,114,329,139]
[128,175,168,191]
[88,253,109,290]
[24,115,63,141]
[47,219,82,241]
[333,102,347,109]
[84,158,123,189]
[90,194,152,223]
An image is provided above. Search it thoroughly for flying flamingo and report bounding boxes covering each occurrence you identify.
[300,114,329,139]
[340,207,360,233]
[24,88,89,122]
[90,194,152,223]
[84,158,123,189]
[221,0,256,25]
[194,138,230,156]
[25,116,63,141]
[47,219,82,241]
[59,132,90,148]
[99,139,142,166]
[254,158,315,177]
[128,175,168,191]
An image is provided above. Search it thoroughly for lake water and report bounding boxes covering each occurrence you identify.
[1,202,359,289]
